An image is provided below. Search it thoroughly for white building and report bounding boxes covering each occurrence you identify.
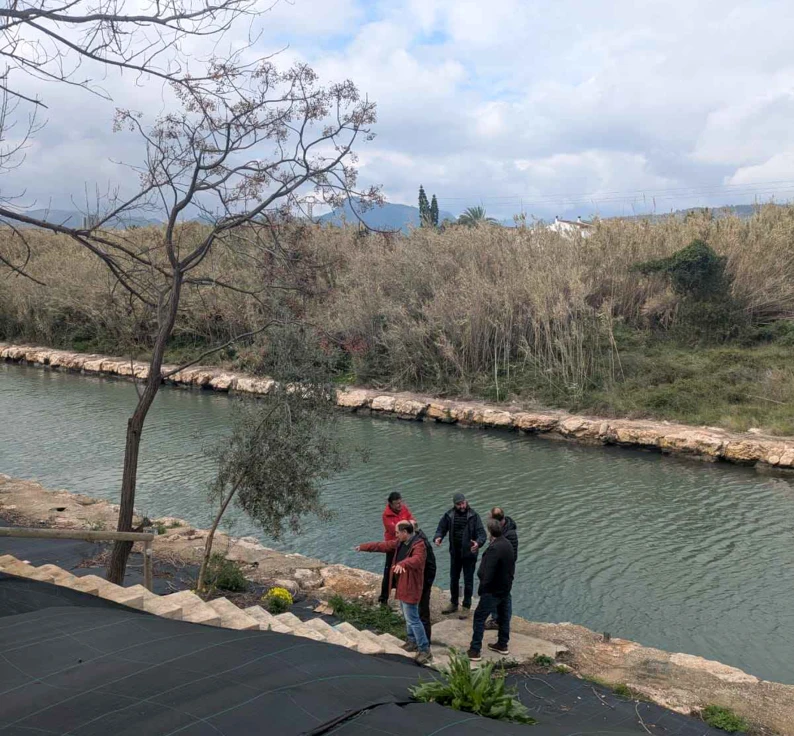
[546,215,594,238]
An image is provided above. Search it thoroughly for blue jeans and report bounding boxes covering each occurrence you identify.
[401,600,430,651]
[470,593,511,653]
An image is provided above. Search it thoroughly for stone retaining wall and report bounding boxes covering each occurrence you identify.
[3,341,794,469]
[1,473,793,733]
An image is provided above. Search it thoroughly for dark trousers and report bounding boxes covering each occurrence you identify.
[450,552,476,607]
[419,578,434,642]
[470,592,512,652]
[378,550,394,604]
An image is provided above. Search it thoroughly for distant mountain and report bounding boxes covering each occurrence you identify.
[6,208,160,229]
[317,199,455,233]
[624,203,782,222]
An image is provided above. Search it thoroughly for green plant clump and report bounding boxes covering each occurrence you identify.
[532,654,555,667]
[410,650,536,725]
[202,553,248,593]
[328,595,406,639]
[700,705,749,733]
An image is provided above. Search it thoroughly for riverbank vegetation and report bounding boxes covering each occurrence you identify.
[1,205,793,434]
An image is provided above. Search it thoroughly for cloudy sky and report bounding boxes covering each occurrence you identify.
[7,0,794,220]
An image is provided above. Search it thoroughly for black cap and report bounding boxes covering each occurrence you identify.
[453,492,466,504]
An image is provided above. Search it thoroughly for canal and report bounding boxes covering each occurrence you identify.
[1,361,793,683]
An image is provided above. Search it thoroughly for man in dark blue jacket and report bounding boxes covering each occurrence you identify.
[434,493,486,615]
[468,518,516,661]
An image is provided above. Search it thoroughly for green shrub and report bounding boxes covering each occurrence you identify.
[203,553,248,593]
[700,705,749,733]
[328,595,406,639]
[532,654,555,667]
[410,650,536,725]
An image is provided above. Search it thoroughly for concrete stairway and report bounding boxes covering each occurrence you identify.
[0,554,414,661]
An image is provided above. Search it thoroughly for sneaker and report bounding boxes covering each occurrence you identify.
[467,648,482,661]
[487,643,509,656]
[415,649,434,666]
[484,619,499,630]
[458,605,471,620]
[402,640,418,653]
[441,603,459,615]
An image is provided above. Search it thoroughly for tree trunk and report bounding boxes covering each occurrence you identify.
[106,273,183,584]
[197,479,242,594]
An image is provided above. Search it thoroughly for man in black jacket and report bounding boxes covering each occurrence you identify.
[434,493,487,615]
[485,507,518,630]
[412,521,437,643]
[467,518,515,661]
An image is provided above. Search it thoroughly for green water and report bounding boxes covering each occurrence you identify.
[1,362,793,683]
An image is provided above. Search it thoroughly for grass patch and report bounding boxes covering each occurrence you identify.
[411,649,536,725]
[700,705,749,733]
[201,553,248,593]
[328,595,406,639]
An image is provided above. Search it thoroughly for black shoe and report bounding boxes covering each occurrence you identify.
[484,619,499,630]
[488,642,509,656]
[442,603,459,615]
[402,640,418,653]
[467,648,482,661]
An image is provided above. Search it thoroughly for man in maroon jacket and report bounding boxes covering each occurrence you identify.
[378,492,413,605]
[356,520,432,664]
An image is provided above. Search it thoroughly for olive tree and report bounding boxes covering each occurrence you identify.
[196,327,348,594]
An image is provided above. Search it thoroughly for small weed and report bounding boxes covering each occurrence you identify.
[167,520,182,528]
[553,664,570,674]
[202,553,248,593]
[411,650,536,725]
[532,654,555,667]
[700,705,749,733]
[87,520,105,531]
[328,595,406,639]
[154,522,167,535]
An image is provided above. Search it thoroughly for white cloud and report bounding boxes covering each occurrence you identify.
[5,0,794,218]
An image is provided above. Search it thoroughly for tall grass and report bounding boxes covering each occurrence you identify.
[1,205,793,429]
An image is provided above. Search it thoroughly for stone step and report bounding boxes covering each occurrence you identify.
[243,606,292,634]
[355,628,389,655]
[303,617,357,650]
[272,612,325,642]
[36,564,78,582]
[126,584,183,620]
[332,623,384,655]
[0,554,21,567]
[163,591,221,626]
[99,584,146,610]
[1,560,58,583]
[206,597,259,630]
[377,632,413,658]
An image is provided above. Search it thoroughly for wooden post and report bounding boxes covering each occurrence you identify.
[143,540,153,592]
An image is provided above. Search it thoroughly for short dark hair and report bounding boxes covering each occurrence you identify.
[396,520,414,535]
[387,492,402,504]
[487,518,503,537]
[490,507,504,521]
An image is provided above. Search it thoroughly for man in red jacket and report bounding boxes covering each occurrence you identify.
[356,520,432,665]
[378,492,413,605]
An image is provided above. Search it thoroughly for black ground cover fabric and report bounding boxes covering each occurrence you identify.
[0,573,725,735]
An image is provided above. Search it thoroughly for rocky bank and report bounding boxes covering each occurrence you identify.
[2,342,794,470]
[1,474,792,734]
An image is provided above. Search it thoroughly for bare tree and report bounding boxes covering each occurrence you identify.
[1,59,378,584]
[0,0,262,109]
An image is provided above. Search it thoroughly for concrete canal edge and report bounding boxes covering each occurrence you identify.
[2,341,794,471]
[0,474,792,734]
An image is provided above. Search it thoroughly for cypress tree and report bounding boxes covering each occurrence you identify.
[430,194,439,227]
[418,185,430,226]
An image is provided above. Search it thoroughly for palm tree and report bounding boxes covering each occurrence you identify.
[457,205,498,227]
